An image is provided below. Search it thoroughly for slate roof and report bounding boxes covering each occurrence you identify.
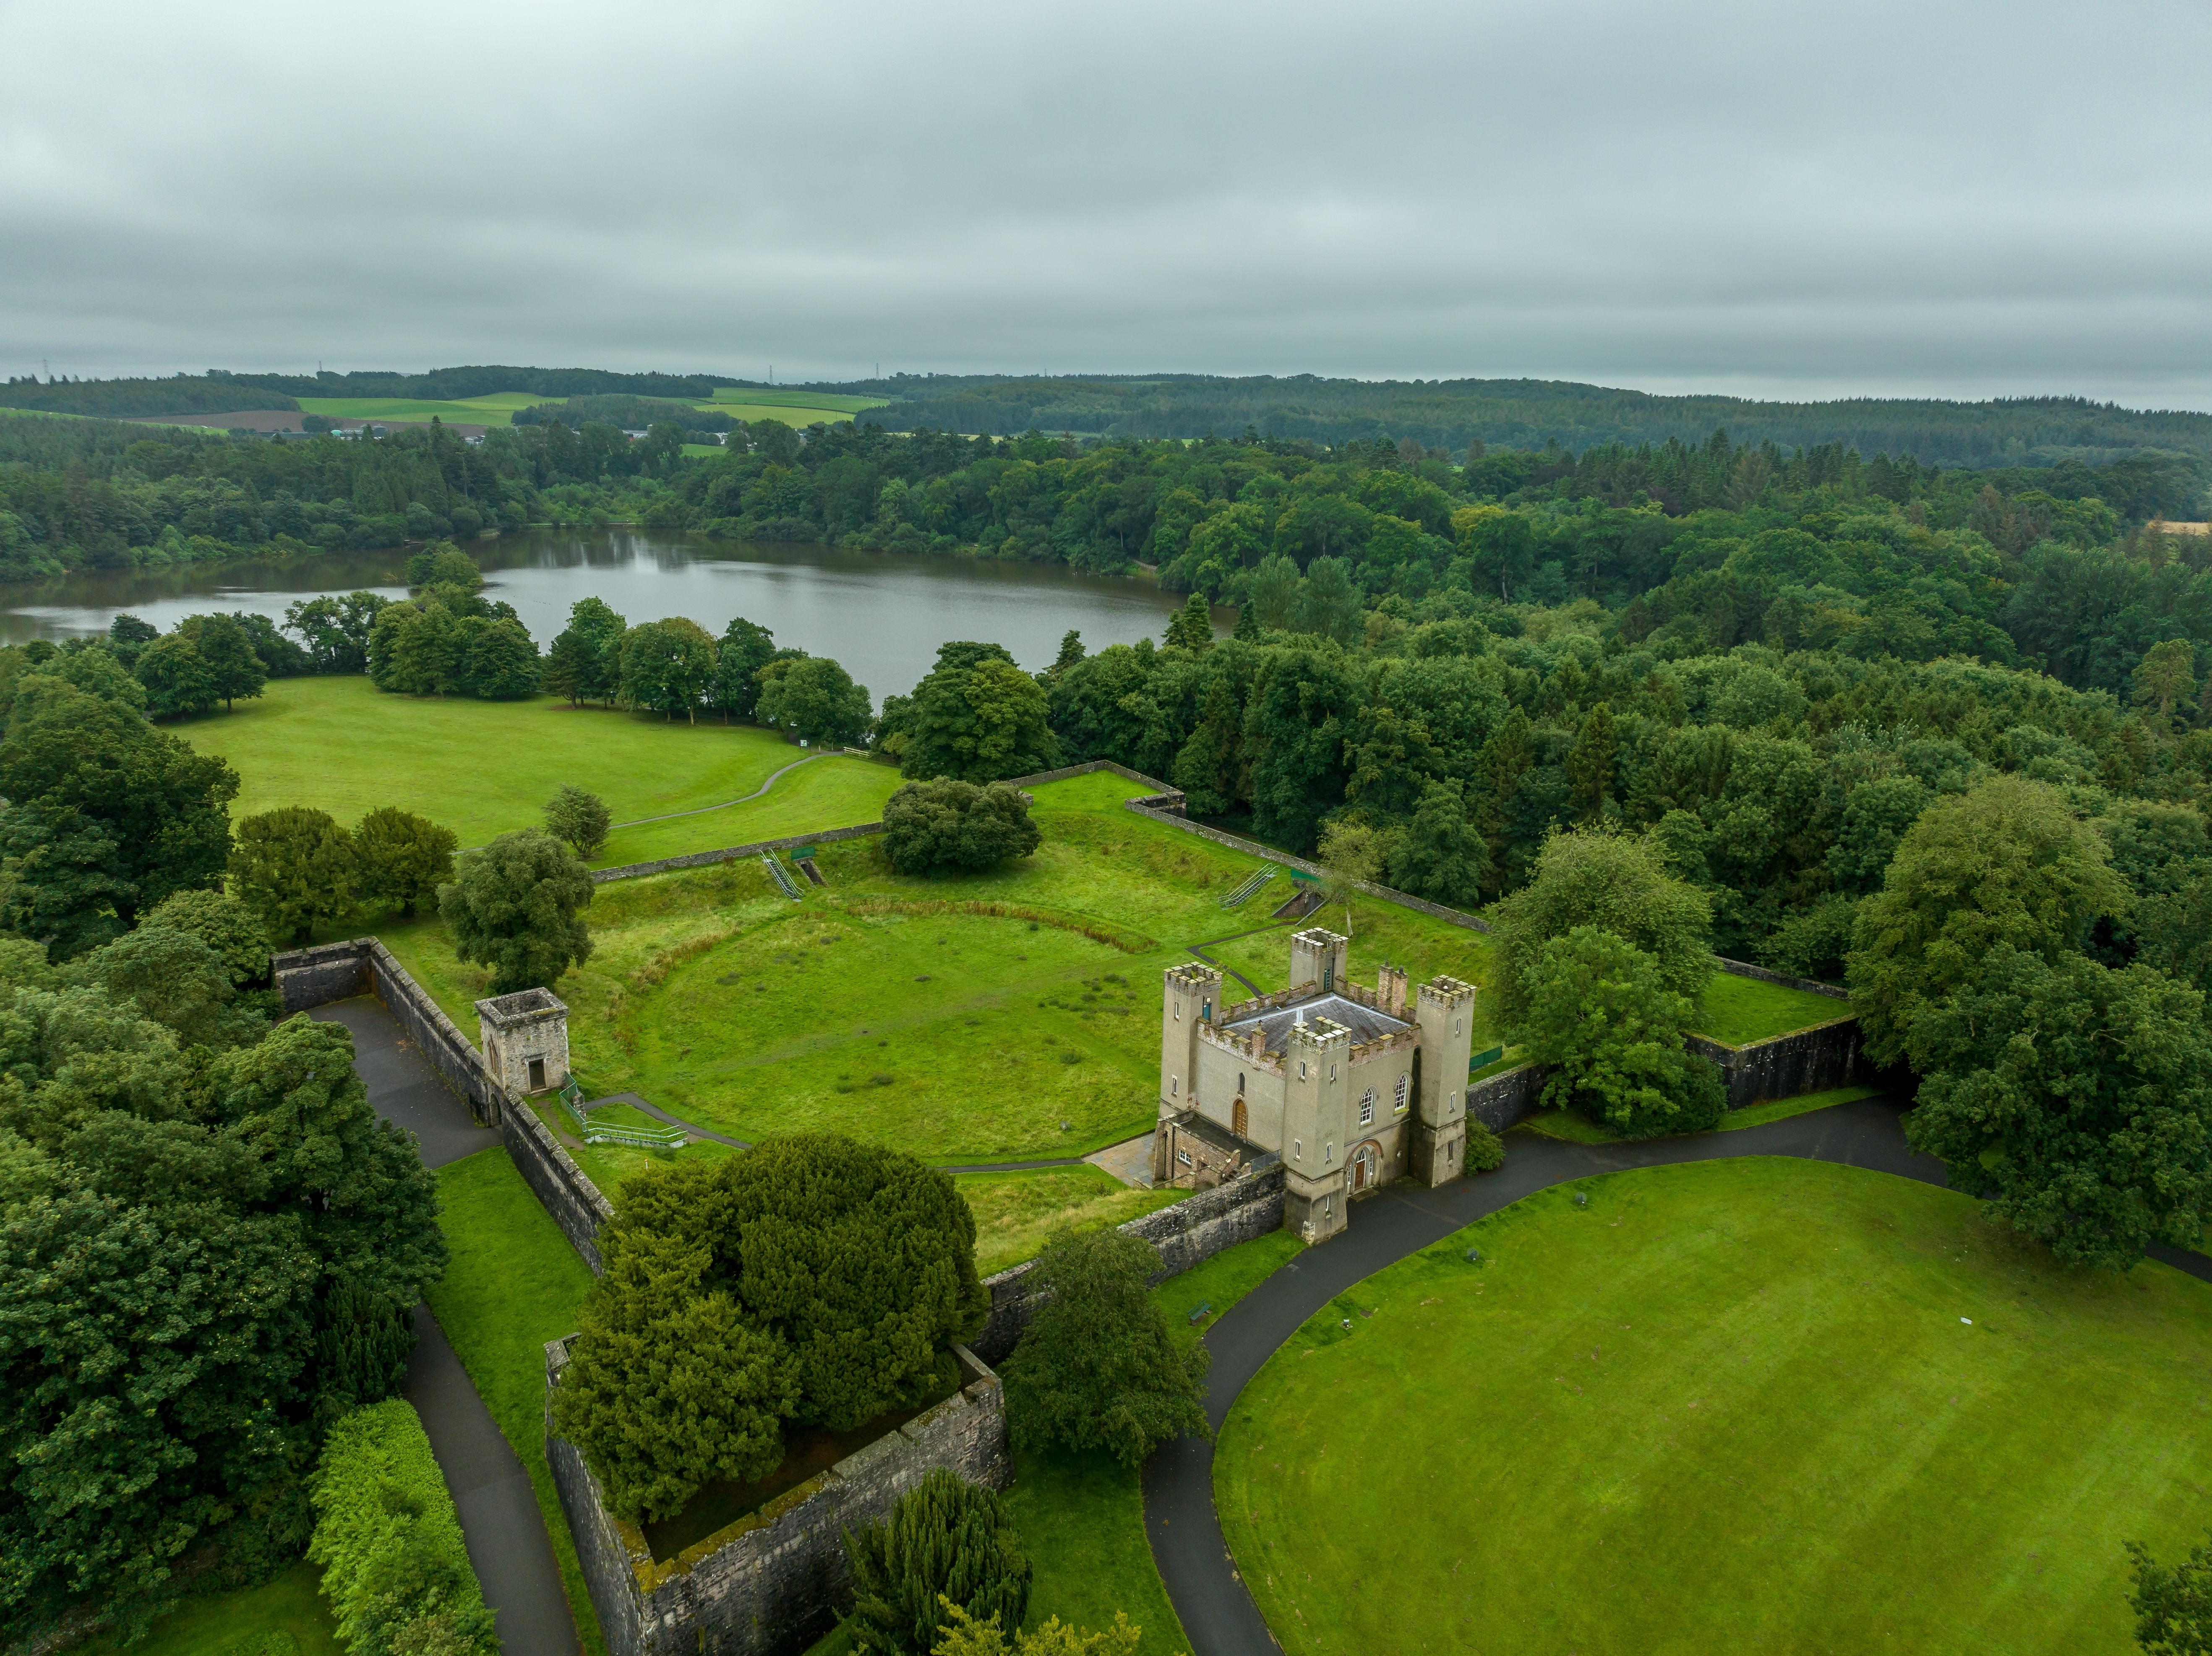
[1220,992,1410,1051]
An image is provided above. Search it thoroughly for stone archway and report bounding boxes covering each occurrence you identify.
[1350,1139,1381,1193]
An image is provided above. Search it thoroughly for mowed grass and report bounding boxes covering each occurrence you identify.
[1695,970,1850,1044]
[425,1148,607,1656]
[78,1560,339,1656]
[179,676,896,862]
[957,1164,1180,1276]
[1216,1159,2212,1656]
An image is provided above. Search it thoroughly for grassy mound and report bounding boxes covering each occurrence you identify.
[1216,1158,2212,1655]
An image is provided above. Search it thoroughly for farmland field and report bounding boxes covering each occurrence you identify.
[297,392,552,425]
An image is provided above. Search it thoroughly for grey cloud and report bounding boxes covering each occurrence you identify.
[3,0,2209,405]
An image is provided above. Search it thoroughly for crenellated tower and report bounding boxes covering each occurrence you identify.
[1281,1014,1354,1240]
[1409,974,1476,1185]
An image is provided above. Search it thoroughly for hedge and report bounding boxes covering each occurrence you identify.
[308,1400,497,1656]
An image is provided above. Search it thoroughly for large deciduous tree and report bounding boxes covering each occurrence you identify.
[756,654,872,748]
[1847,775,2126,1065]
[0,684,238,954]
[712,616,778,721]
[1520,926,1726,1136]
[1489,828,1714,1033]
[1904,945,2212,1269]
[0,1005,441,1642]
[228,807,357,945]
[618,617,718,722]
[882,780,1042,875]
[353,807,458,919]
[438,829,593,993]
[898,642,1060,782]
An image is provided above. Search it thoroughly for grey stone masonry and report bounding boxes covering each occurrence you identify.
[477,988,571,1100]
[270,938,615,1272]
[970,1161,1286,1364]
[1690,1015,1864,1112]
[547,1341,1009,1656]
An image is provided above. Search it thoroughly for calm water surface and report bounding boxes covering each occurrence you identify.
[0,529,1208,699]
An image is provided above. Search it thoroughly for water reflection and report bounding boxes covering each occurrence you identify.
[0,530,1209,697]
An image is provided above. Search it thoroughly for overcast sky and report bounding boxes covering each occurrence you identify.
[5,2,2209,407]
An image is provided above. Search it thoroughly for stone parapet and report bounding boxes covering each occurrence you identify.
[547,1340,1008,1656]
[1689,1015,1864,1111]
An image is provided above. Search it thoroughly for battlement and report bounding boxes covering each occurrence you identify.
[1418,974,1477,1010]
[1200,1019,1286,1073]
[1166,961,1222,993]
[1348,1027,1418,1063]
[1289,1015,1352,1053]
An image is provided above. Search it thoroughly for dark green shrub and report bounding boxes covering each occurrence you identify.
[228,807,356,945]
[1521,925,1726,1138]
[438,828,593,993]
[553,1135,986,1522]
[842,1469,1031,1656]
[1001,1229,1209,1468]
[317,1279,414,1415]
[1463,1119,1506,1173]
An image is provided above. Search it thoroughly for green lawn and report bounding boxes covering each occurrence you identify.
[1693,971,1851,1044]
[424,1148,607,1656]
[704,388,892,414]
[78,1561,339,1656]
[958,1164,1181,1277]
[1216,1158,2212,1655]
[177,676,896,863]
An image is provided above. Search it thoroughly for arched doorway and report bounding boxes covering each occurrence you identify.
[1350,1140,1380,1193]
[1232,1096,1249,1138]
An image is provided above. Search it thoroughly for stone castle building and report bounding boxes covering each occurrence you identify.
[1152,928,1476,1242]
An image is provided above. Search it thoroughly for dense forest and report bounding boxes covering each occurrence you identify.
[12,364,2212,467]
[850,375,2212,467]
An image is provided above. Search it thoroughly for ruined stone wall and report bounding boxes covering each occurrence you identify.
[970,1164,1287,1364]
[547,1340,1008,1656]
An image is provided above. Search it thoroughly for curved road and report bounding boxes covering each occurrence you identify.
[1140,1094,2212,1654]
[315,999,582,1656]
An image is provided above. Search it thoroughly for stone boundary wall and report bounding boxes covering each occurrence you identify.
[1466,1062,1547,1132]
[969,1162,1287,1365]
[1690,1015,1864,1112]
[506,1091,617,1273]
[590,821,887,885]
[271,937,617,1273]
[547,1341,1009,1656]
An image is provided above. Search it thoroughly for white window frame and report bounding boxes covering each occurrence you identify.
[1394,1073,1409,1114]
[1359,1088,1375,1126]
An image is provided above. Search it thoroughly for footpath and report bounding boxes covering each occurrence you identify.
[1140,1094,2212,1656]
[314,999,580,1656]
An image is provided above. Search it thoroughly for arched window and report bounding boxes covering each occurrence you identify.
[1359,1088,1375,1126]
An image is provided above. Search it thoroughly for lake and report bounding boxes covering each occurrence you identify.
[0,529,1210,700]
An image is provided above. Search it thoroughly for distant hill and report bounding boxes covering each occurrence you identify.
[11,365,2210,469]
[0,373,299,418]
[838,374,2212,469]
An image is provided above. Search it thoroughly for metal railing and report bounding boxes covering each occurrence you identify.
[1220,865,1279,908]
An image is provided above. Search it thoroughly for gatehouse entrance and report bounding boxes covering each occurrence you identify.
[1351,1141,1377,1193]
